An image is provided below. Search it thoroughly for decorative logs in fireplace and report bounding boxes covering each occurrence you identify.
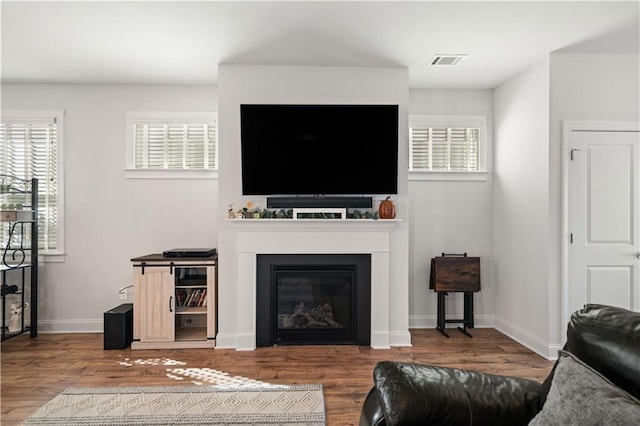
[280,302,345,329]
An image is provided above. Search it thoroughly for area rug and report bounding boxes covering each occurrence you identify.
[23,384,326,425]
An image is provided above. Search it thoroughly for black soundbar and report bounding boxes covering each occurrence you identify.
[266,196,373,209]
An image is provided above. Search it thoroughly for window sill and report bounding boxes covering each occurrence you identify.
[125,169,218,179]
[5,253,66,266]
[40,252,66,263]
[409,171,489,182]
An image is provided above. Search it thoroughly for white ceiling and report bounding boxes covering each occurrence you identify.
[2,1,638,89]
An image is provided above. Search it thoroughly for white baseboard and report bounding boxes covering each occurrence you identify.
[494,316,560,360]
[38,319,102,333]
[409,314,495,329]
[214,333,238,349]
[546,344,563,360]
[235,333,257,351]
[370,331,390,349]
[389,331,412,347]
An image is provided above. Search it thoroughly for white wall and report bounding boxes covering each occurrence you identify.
[547,52,640,344]
[1,84,219,332]
[493,58,551,355]
[408,89,495,327]
[216,65,410,348]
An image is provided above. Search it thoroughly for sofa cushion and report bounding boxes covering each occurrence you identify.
[528,350,640,426]
[565,304,640,399]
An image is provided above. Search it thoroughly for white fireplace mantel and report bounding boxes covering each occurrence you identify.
[220,219,402,350]
[228,218,399,230]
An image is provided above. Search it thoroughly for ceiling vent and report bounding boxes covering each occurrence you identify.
[429,54,467,66]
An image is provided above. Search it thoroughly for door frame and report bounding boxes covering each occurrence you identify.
[561,120,640,331]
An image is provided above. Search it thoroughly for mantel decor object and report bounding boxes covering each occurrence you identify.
[378,196,396,219]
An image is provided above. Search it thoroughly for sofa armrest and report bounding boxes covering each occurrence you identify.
[566,304,640,399]
[372,361,542,426]
[360,387,386,426]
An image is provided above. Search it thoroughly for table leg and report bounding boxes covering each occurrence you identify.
[436,292,449,338]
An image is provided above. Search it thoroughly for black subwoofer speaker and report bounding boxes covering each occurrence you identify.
[104,303,133,350]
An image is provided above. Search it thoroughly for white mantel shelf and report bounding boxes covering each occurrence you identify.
[228,218,401,231]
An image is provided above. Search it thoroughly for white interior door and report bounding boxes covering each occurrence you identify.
[569,129,640,313]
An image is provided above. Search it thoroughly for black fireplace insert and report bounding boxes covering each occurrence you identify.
[256,254,371,346]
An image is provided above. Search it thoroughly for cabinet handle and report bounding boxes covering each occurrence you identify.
[169,296,173,312]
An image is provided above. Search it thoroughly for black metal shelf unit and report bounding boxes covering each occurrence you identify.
[1,175,38,341]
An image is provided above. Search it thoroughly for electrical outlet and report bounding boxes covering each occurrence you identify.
[120,289,128,300]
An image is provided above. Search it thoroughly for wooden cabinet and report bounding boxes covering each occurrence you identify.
[131,254,217,349]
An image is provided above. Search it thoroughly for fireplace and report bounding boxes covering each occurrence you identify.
[256,254,371,346]
[221,219,409,350]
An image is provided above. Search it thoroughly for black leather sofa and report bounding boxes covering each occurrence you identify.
[360,304,640,425]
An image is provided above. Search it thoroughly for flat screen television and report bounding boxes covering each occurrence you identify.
[240,104,399,196]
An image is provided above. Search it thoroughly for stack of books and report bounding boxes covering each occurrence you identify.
[175,289,207,308]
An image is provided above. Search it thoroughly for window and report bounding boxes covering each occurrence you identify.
[126,112,217,179]
[409,115,487,181]
[0,111,64,256]
[410,127,479,171]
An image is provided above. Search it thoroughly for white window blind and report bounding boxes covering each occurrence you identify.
[133,122,217,170]
[0,117,59,251]
[410,126,479,172]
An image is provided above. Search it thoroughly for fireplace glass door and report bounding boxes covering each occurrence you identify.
[275,268,354,344]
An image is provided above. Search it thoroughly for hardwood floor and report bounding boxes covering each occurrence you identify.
[1,329,553,425]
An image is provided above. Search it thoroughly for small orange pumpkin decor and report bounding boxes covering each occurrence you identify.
[378,196,396,219]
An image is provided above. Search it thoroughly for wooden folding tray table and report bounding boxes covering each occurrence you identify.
[430,253,481,337]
